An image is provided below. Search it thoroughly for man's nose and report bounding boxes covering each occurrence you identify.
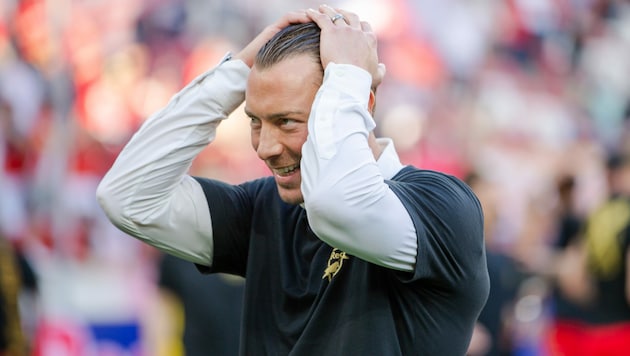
[256,126,283,160]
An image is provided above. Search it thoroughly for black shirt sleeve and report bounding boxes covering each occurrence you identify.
[387,168,488,294]
[192,176,258,277]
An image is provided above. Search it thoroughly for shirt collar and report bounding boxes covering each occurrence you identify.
[375,138,405,180]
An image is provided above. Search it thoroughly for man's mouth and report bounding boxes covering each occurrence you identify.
[273,163,300,177]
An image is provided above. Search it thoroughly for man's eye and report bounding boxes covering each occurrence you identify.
[250,117,261,128]
[281,119,295,126]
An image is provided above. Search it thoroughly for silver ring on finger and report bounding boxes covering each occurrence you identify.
[331,13,345,24]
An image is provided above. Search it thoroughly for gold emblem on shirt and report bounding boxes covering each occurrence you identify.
[323,248,349,282]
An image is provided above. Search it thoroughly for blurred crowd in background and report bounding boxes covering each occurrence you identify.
[1,0,629,355]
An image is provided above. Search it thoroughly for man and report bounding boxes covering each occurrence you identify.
[97,5,489,355]
[550,150,630,355]
[157,253,244,356]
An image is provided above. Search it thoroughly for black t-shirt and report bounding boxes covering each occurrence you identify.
[195,166,489,355]
[583,196,630,325]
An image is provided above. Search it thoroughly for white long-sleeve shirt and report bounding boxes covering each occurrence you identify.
[97,55,418,272]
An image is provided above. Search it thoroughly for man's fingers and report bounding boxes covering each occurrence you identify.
[375,63,387,86]
[334,8,360,28]
[234,9,311,68]
[307,6,363,29]
[283,10,311,24]
[318,4,340,22]
[306,8,335,30]
[360,21,373,33]
[275,9,311,29]
[378,63,386,77]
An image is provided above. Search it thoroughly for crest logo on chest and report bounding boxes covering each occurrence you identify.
[323,248,349,282]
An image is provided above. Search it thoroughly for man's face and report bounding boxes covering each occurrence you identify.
[245,54,323,204]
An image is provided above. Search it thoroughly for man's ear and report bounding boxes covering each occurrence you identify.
[368,90,376,115]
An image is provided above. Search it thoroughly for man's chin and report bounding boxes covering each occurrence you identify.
[277,186,304,205]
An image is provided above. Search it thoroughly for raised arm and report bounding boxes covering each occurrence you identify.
[96,11,312,265]
[301,6,417,272]
[96,57,248,264]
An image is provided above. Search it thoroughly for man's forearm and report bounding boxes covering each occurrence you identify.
[96,56,250,264]
[301,64,417,272]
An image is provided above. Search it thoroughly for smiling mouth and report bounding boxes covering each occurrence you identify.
[273,163,300,177]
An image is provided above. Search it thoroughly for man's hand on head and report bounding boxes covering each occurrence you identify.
[306,5,386,88]
[234,10,312,68]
